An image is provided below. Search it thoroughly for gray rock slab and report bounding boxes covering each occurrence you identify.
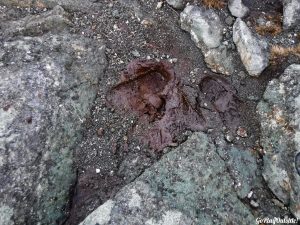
[233,18,269,76]
[0,0,94,11]
[2,5,72,37]
[0,10,107,225]
[257,64,300,218]
[80,132,255,225]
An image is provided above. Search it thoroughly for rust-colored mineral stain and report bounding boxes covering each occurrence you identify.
[109,60,173,120]
[107,60,206,151]
[107,60,241,151]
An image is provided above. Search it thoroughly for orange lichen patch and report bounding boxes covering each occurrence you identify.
[256,15,282,36]
[202,0,226,9]
[270,44,300,64]
[256,24,282,36]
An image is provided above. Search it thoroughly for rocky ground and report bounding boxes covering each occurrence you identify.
[0,0,299,225]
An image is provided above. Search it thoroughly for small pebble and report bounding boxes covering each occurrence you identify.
[156,1,163,9]
[112,9,119,18]
[225,133,234,143]
[247,190,253,199]
[131,50,140,57]
[141,19,153,26]
[237,127,248,138]
[225,16,234,26]
[250,200,259,208]
[168,58,178,63]
[97,128,104,137]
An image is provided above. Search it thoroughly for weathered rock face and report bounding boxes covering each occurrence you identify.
[2,5,72,37]
[166,0,186,9]
[257,64,300,218]
[228,0,249,18]
[80,132,256,225]
[180,5,223,49]
[0,6,107,225]
[233,18,269,76]
[282,0,300,29]
[204,46,235,75]
[180,5,237,76]
[0,0,94,11]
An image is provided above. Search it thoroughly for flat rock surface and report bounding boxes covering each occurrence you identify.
[0,5,107,224]
[80,132,255,225]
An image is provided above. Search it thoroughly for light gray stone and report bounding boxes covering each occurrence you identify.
[80,132,255,225]
[257,64,300,218]
[0,9,107,225]
[233,18,269,76]
[166,0,186,9]
[282,0,300,29]
[180,5,223,49]
[180,5,236,76]
[228,0,249,18]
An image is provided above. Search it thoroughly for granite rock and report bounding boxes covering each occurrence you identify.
[257,64,300,218]
[233,18,269,76]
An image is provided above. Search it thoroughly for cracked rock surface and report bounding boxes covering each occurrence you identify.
[80,132,255,225]
[257,64,300,218]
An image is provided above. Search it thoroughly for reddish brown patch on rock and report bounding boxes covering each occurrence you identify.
[107,60,206,151]
[199,76,240,130]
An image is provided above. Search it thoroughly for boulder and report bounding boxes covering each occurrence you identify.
[180,5,223,49]
[0,7,107,225]
[80,132,255,225]
[180,5,237,76]
[233,18,269,76]
[257,64,300,218]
